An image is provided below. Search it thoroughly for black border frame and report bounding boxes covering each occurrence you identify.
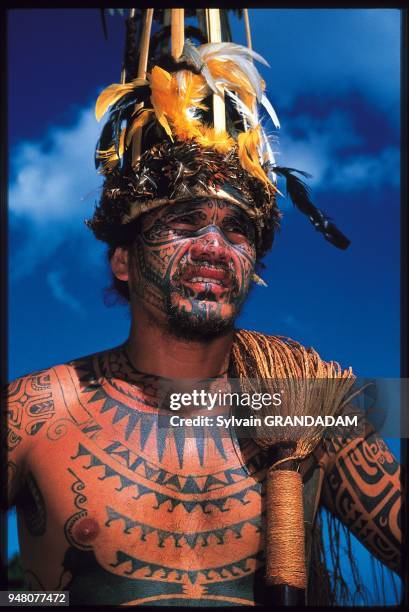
[0,3,407,610]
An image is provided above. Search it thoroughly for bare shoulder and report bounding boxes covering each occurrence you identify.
[3,348,113,460]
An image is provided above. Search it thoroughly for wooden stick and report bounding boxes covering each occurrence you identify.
[205,8,210,40]
[207,9,226,133]
[243,8,253,51]
[132,8,154,165]
[171,8,185,59]
[120,8,136,84]
[138,8,154,78]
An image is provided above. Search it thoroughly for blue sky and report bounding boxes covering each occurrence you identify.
[7,8,401,604]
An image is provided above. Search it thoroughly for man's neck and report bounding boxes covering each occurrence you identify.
[125,303,234,379]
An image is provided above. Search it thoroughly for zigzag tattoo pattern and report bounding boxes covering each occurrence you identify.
[105,505,263,547]
[74,349,248,467]
[109,548,264,584]
[71,441,264,514]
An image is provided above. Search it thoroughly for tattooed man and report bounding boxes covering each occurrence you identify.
[4,184,402,605]
[3,8,402,603]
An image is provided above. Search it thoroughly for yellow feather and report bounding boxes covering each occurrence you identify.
[179,71,208,109]
[238,128,270,185]
[150,67,176,140]
[96,128,126,174]
[95,78,148,122]
[207,59,255,110]
[158,114,174,140]
[126,109,154,146]
[172,114,202,141]
[150,68,210,143]
[196,126,234,153]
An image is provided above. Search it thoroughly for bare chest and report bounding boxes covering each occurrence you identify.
[18,384,268,606]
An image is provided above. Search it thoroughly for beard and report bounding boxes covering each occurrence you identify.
[164,283,251,342]
[166,302,237,341]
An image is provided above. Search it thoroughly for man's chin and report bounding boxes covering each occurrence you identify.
[166,296,238,342]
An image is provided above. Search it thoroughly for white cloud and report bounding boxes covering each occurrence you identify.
[9,105,105,278]
[328,147,400,191]
[46,270,85,316]
[10,106,102,221]
[277,109,399,196]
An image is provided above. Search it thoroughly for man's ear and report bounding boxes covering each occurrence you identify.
[110,247,129,281]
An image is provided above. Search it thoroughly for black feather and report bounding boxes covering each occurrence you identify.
[111,99,138,159]
[99,9,108,41]
[96,87,151,167]
[109,86,151,117]
[273,166,350,250]
[95,117,116,170]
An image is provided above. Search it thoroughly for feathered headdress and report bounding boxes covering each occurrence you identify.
[88,9,350,257]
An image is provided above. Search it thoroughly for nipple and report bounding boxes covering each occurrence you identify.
[73,518,100,542]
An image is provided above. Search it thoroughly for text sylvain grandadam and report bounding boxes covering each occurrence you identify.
[168,415,359,428]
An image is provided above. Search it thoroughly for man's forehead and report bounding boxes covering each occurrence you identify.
[158,198,250,219]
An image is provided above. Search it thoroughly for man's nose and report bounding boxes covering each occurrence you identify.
[189,226,230,263]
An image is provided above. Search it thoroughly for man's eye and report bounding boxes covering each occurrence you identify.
[224,222,244,233]
[169,214,200,228]
[224,221,252,237]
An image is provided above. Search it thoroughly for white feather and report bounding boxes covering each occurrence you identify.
[225,90,257,128]
[198,42,269,67]
[183,41,281,179]
[260,126,277,172]
[226,89,278,180]
[176,70,185,93]
[198,42,267,101]
[261,94,280,129]
[200,65,219,94]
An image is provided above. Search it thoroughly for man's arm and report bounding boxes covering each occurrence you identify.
[2,369,57,508]
[320,426,401,574]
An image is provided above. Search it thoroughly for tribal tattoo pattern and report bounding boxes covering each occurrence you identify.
[4,355,273,604]
[64,468,92,550]
[321,430,401,574]
[3,346,402,604]
[4,371,55,452]
[127,199,256,337]
[17,472,47,537]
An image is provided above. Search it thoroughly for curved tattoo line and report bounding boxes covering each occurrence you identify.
[64,468,92,551]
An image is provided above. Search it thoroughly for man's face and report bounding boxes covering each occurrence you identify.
[126,199,257,339]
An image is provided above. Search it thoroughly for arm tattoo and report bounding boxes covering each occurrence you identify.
[322,429,401,574]
[5,371,55,451]
[3,370,56,507]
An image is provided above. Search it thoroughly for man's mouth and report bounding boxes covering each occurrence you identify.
[180,264,232,289]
